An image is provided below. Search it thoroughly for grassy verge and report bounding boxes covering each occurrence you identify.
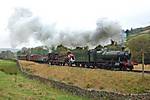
[0,60,90,100]
[0,71,89,100]
[0,59,18,74]
[20,60,150,94]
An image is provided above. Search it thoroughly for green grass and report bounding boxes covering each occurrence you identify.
[0,60,90,100]
[0,59,18,74]
[0,71,90,100]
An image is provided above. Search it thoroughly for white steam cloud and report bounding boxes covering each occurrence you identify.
[8,8,122,48]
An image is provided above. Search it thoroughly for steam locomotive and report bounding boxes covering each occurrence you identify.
[47,48,134,71]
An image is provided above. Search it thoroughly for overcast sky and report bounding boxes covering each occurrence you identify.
[0,0,150,48]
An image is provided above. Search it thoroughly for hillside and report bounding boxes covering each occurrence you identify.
[126,26,150,63]
[126,25,150,35]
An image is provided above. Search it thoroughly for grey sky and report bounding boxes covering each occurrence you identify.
[0,0,150,48]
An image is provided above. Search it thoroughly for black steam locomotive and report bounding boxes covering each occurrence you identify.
[48,48,134,71]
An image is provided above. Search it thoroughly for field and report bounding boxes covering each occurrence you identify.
[0,59,89,100]
[0,59,18,74]
[19,60,150,94]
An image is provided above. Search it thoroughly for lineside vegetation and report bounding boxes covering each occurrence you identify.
[20,60,150,94]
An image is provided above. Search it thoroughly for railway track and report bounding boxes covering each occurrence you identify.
[131,70,150,74]
[31,61,150,74]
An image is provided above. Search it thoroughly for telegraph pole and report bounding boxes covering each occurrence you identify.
[141,49,144,79]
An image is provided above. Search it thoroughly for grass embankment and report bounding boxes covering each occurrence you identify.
[0,59,18,74]
[20,60,150,94]
[0,59,89,100]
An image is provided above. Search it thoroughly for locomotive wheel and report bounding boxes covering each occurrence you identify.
[75,63,80,67]
[92,65,97,69]
[63,62,65,66]
[129,68,133,71]
[85,64,90,68]
[128,66,133,71]
[107,66,111,70]
[120,67,127,71]
[81,64,85,67]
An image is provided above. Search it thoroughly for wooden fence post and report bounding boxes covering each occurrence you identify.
[141,49,144,79]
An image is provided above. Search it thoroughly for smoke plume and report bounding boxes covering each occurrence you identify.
[8,8,122,48]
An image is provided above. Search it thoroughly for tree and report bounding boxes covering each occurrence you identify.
[125,29,130,37]
[56,44,69,54]
[21,47,28,54]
